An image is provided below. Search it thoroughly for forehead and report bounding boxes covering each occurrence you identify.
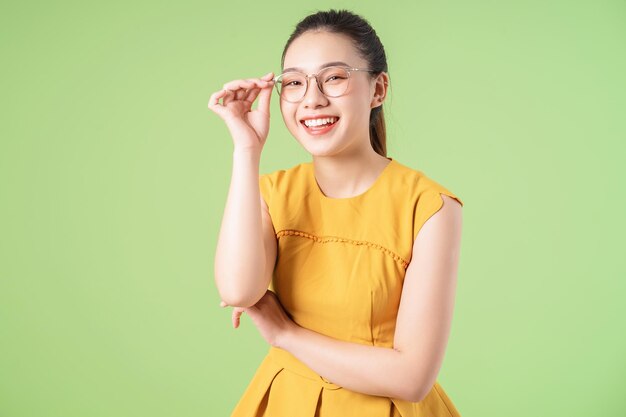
[282,31,364,72]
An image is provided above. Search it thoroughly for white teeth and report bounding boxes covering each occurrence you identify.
[303,117,338,127]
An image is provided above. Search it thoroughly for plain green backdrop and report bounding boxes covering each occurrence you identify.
[1,0,625,416]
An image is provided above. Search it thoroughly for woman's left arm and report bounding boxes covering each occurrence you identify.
[279,195,463,402]
[224,194,463,403]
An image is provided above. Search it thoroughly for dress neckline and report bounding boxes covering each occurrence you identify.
[309,157,395,202]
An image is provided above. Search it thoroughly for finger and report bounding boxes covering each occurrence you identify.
[208,89,228,108]
[245,77,274,89]
[208,91,231,118]
[256,84,273,117]
[232,308,244,328]
[235,88,248,101]
[208,90,230,116]
[223,78,273,92]
[222,80,257,91]
[222,89,237,106]
[245,87,261,104]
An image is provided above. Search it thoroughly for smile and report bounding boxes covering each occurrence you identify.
[300,117,340,135]
[302,117,339,127]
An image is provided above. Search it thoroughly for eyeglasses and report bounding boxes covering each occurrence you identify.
[273,66,376,103]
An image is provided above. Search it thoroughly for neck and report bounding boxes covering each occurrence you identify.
[311,150,391,199]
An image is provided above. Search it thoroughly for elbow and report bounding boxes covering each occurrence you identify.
[394,382,424,403]
[397,385,428,403]
[220,293,259,308]
[214,277,264,308]
[392,349,441,402]
[214,269,265,308]
[215,284,259,308]
[396,368,432,403]
[404,388,428,403]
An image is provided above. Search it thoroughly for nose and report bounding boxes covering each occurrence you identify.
[302,76,328,107]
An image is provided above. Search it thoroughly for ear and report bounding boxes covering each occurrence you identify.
[370,72,389,109]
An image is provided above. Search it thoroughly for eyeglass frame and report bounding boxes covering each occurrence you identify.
[272,66,379,103]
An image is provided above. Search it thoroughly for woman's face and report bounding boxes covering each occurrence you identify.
[279,31,384,157]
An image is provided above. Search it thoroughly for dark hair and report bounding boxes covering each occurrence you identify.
[281,9,390,157]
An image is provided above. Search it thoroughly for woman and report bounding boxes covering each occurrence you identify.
[209,9,464,417]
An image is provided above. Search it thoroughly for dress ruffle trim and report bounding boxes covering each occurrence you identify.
[276,229,409,269]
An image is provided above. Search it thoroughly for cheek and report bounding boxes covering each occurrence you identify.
[279,101,293,120]
[280,115,302,144]
[344,100,373,128]
[280,104,300,131]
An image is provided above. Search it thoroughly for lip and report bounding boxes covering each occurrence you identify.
[300,116,340,136]
[300,114,340,122]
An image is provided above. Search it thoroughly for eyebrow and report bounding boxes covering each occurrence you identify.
[281,61,351,73]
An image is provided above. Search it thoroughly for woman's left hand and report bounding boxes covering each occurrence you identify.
[220,290,297,349]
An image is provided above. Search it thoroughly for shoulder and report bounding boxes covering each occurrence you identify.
[259,161,310,204]
[389,159,463,240]
[388,160,462,204]
[260,161,308,183]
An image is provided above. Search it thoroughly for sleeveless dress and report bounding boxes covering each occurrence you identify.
[231,157,464,417]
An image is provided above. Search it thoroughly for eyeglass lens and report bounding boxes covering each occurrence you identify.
[276,67,350,102]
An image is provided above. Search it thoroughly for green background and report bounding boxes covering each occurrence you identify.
[1,0,624,416]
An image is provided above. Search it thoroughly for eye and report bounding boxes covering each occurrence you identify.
[323,68,349,83]
[324,75,347,84]
[280,74,305,88]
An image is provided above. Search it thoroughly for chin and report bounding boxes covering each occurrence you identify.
[304,147,338,157]
[300,137,351,158]
[287,120,355,157]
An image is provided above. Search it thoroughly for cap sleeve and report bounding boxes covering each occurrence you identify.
[259,173,273,208]
[412,185,464,241]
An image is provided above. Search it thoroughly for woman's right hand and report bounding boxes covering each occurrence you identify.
[208,71,275,152]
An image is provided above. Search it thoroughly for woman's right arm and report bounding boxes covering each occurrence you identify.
[214,147,277,308]
[208,72,277,308]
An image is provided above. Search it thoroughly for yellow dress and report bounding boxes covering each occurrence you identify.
[231,157,464,417]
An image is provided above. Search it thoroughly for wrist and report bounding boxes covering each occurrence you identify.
[277,322,302,351]
[233,146,262,157]
[232,146,262,161]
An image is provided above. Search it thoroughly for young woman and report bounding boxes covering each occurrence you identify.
[209,9,464,417]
